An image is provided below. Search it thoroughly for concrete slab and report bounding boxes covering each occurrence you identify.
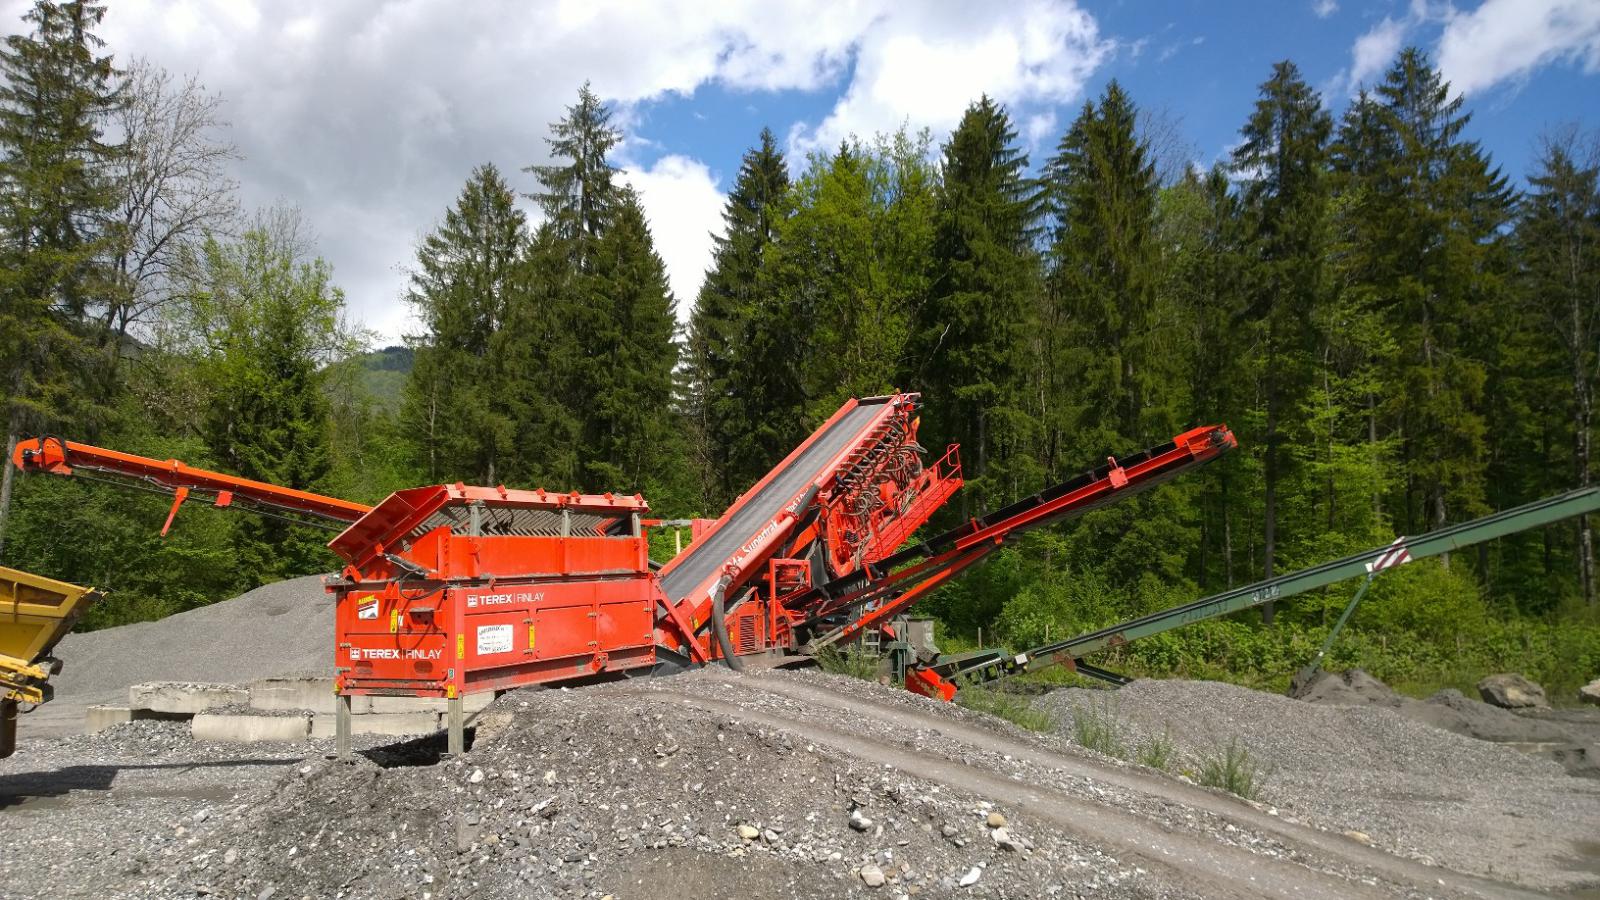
[83,705,189,733]
[130,682,248,714]
[309,711,442,738]
[249,677,343,714]
[192,712,310,743]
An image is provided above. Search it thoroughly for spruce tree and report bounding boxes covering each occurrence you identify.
[402,163,527,485]
[520,85,684,500]
[687,128,790,508]
[1231,61,1332,608]
[1045,81,1166,455]
[526,81,619,259]
[913,96,1037,512]
[1042,81,1192,588]
[583,188,681,496]
[1345,49,1514,533]
[0,0,122,558]
[1516,134,1600,605]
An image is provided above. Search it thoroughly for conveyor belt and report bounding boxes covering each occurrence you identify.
[659,399,892,603]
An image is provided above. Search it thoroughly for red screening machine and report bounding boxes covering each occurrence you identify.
[12,393,1234,751]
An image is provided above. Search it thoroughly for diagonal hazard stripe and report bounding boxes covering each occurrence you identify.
[1365,536,1412,572]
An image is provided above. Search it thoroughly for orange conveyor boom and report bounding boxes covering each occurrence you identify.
[10,436,372,531]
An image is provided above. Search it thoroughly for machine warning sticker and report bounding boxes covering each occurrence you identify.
[476,624,513,656]
[357,596,378,620]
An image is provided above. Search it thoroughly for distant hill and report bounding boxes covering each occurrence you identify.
[333,345,412,414]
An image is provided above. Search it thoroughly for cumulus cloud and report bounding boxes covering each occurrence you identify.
[1312,0,1338,19]
[619,155,725,326]
[1436,0,1600,95]
[0,0,1115,339]
[1346,16,1409,92]
[788,0,1114,156]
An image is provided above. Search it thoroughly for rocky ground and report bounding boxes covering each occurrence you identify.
[1037,676,1600,893]
[3,577,1597,899]
[1,664,1593,899]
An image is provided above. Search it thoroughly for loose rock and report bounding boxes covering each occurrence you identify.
[1477,673,1549,709]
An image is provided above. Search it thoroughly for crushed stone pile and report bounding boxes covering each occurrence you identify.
[25,575,334,737]
[152,678,1164,900]
[1035,677,1600,892]
[1295,668,1599,775]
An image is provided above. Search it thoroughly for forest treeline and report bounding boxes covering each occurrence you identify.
[1,2,1596,696]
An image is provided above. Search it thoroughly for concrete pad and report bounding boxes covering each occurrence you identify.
[309,711,442,739]
[85,705,134,733]
[130,682,248,714]
[83,706,193,732]
[192,712,310,743]
[249,677,342,714]
[364,691,495,714]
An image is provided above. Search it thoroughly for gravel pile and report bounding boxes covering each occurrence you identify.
[141,681,1173,900]
[22,575,333,738]
[1035,677,1600,891]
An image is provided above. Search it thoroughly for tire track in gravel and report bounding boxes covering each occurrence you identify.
[656,670,1540,900]
[635,682,1369,900]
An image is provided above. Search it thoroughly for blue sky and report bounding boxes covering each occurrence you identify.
[42,0,1600,341]
[634,1,1599,193]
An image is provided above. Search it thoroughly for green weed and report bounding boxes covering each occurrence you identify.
[1197,737,1267,801]
[1070,698,1127,759]
[956,684,1058,732]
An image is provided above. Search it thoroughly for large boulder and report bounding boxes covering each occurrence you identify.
[1581,678,1600,707]
[1476,673,1549,709]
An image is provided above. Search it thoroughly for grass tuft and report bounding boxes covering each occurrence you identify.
[1071,697,1127,759]
[1197,737,1267,801]
[1135,728,1175,771]
[813,646,882,681]
[956,684,1058,731]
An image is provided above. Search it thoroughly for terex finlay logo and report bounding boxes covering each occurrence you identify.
[466,591,540,608]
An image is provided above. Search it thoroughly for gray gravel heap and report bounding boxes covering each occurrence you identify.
[23,575,333,738]
[1035,678,1600,891]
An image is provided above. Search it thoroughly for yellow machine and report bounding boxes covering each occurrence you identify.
[0,566,99,757]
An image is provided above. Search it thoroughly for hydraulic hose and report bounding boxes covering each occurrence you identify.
[708,574,744,671]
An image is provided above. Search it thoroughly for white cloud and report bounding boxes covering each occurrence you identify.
[0,0,1114,340]
[1436,0,1600,95]
[1347,16,1408,92]
[620,155,725,329]
[1312,0,1338,19]
[787,0,1114,156]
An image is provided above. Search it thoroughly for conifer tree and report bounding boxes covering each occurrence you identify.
[582,188,681,496]
[913,96,1037,512]
[0,0,123,559]
[1045,81,1167,455]
[1341,49,1513,533]
[521,85,683,499]
[1042,81,1192,588]
[403,163,527,485]
[1159,166,1248,588]
[1516,133,1600,605]
[1231,61,1331,607]
[526,81,619,261]
[687,128,790,508]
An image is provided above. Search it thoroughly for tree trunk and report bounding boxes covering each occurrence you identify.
[1574,281,1595,606]
[1262,358,1278,624]
[0,429,17,563]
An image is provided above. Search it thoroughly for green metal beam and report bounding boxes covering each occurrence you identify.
[1009,486,1600,677]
